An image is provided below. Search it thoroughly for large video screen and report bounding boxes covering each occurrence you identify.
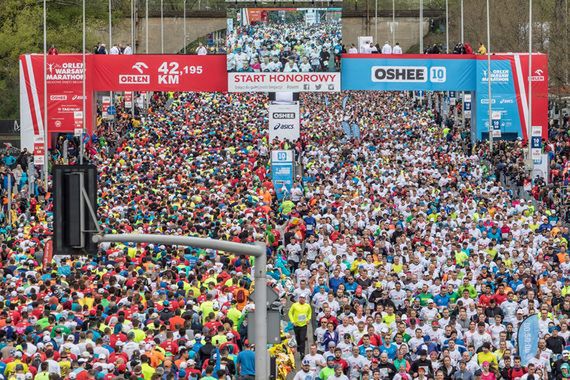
[226,7,342,92]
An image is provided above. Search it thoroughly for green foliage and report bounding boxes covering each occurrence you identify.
[0,0,128,120]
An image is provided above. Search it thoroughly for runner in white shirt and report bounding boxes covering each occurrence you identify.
[393,42,403,54]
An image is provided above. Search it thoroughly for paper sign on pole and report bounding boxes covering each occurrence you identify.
[531,125,542,163]
[124,91,133,109]
[268,102,300,142]
[102,96,111,119]
[271,150,294,200]
[463,93,472,118]
[491,111,502,138]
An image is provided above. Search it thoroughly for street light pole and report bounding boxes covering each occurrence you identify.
[374,0,378,45]
[419,0,424,53]
[43,0,48,188]
[184,0,187,54]
[146,0,149,53]
[92,234,268,379]
[460,0,464,44]
[487,0,493,152]
[80,0,86,165]
[392,0,396,49]
[445,0,449,53]
[528,0,534,171]
[161,0,164,54]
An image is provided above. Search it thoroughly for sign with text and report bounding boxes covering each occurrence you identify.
[90,55,227,92]
[531,125,542,163]
[342,55,476,91]
[226,7,342,92]
[271,150,294,200]
[463,93,472,118]
[268,102,300,142]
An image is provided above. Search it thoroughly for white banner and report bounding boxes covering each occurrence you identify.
[228,72,340,92]
[268,102,300,142]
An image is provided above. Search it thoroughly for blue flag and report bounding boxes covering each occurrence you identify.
[214,347,221,377]
[325,96,329,107]
[518,314,539,365]
[342,95,349,110]
[342,121,352,138]
[351,123,361,139]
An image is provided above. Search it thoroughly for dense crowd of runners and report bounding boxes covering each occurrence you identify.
[0,89,567,380]
[226,10,342,73]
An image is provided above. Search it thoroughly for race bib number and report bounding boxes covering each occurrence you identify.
[298,315,307,322]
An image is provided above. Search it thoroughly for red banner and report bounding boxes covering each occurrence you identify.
[90,55,227,92]
[20,54,93,149]
[43,239,53,269]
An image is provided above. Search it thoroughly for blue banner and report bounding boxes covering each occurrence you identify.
[475,59,521,139]
[341,56,476,91]
[518,314,539,366]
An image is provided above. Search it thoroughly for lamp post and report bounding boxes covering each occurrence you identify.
[527,0,533,171]
[487,0,493,152]
[419,0,424,53]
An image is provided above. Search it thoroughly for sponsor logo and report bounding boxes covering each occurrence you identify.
[530,68,545,82]
[71,95,86,100]
[132,62,149,74]
[371,66,427,83]
[50,95,67,101]
[119,62,151,84]
[272,112,296,120]
[119,74,151,84]
[273,123,295,130]
[46,62,83,81]
[500,98,514,104]
[55,120,62,128]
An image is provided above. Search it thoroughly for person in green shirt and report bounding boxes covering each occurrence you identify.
[319,357,336,379]
[417,285,434,307]
[458,278,478,298]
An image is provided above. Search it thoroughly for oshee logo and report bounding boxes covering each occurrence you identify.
[371,66,427,82]
[272,112,295,119]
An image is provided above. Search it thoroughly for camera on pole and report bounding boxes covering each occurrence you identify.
[53,165,99,255]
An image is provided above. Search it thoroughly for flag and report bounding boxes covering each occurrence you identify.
[342,121,352,138]
[325,96,329,107]
[214,347,221,377]
[342,95,349,110]
[351,124,361,139]
[518,314,539,365]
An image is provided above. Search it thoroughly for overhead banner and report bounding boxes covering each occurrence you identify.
[341,55,476,91]
[268,102,300,142]
[475,54,548,140]
[518,314,539,366]
[19,54,92,150]
[271,150,294,200]
[226,7,342,92]
[90,55,227,92]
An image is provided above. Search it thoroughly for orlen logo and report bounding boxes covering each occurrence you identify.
[272,112,295,119]
[371,66,427,83]
[530,69,545,82]
[119,62,150,84]
[50,95,67,101]
[273,123,295,130]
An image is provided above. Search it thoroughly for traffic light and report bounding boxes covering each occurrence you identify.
[53,165,98,255]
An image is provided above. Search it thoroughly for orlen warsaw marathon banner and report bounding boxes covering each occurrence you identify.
[19,54,227,150]
[19,54,91,151]
[341,53,548,140]
[226,7,342,92]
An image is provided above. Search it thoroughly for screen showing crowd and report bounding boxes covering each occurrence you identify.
[226,8,342,73]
